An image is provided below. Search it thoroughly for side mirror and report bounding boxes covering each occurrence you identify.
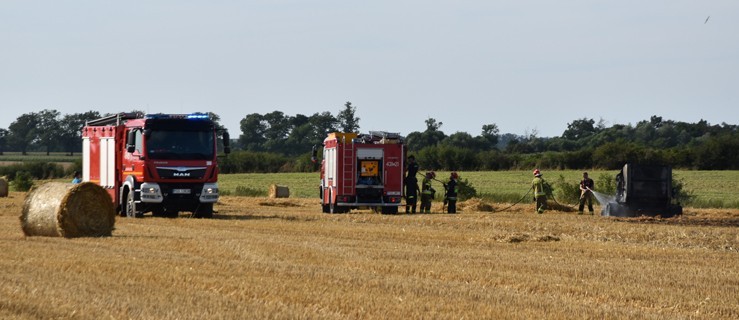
[311,145,318,163]
[222,131,231,154]
[126,130,136,153]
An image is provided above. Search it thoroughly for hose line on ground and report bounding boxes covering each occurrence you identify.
[495,187,533,212]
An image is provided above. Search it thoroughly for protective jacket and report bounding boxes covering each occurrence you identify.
[445,179,458,200]
[532,177,546,197]
[580,178,594,191]
[406,162,419,180]
[422,177,434,195]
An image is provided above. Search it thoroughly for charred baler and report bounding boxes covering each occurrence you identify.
[602,164,683,218]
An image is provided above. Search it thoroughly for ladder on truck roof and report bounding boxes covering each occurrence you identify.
[342,143,355,195]
[86,112,143,126]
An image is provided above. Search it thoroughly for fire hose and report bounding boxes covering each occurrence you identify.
[543,180,579,209]
[495,186,533,212]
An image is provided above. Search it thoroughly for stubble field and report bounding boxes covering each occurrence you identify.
[1,190,738,319]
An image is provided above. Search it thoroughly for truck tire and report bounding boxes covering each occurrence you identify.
[381,206,398,215]
[124,190,142,218]
[194,203,213,218]
[153,207,178,218]
[330,202,339,214]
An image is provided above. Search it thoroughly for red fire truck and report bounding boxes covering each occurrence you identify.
[82,112,230,218]
[318,131,405,214]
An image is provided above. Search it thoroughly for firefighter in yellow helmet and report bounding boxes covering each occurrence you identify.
[532,169,547,214]
[420,171,436,213]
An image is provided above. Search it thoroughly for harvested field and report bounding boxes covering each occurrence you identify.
[1,193,737,319]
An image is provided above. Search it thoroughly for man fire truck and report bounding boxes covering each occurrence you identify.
[82,112,230,218]
[318,131,405,214]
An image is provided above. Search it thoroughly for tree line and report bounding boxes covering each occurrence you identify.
[2,105,737,171]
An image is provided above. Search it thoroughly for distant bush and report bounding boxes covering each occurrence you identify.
[553,174,580,205]
[0,161,65,180]
[596,173,616,195]
[672,173,694,206]
[456,178,477,201]
[13,171,34,192]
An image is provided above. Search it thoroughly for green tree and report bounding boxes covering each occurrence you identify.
[337,101,360,133]
[479,123,500,149]
[307,111,338,143]
[8,112,39,155]
[37,109,62,155]
[263,111,292,153]
[0,128,7,155]
[406,117,447,151]
[238,113,267,152]
[60,111,101,155]
[562,118,596,140]
[443,132,481,151]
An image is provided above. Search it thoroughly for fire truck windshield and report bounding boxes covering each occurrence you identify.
[145,130,215,160]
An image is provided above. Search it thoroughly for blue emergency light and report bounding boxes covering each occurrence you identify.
[144,113,210,120]
[187,113,210,119]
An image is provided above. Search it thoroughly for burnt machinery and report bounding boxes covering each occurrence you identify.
[602,163,683,218]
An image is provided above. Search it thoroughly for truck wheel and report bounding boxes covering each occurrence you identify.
[125,190,142,218]
[194,203,213,218]
[330,202,338,214]
[381,206,398,215]
[153,207,178,218]
[322,204,330,213]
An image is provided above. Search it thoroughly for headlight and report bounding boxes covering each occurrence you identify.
[140,182,163,203]
[200,183,219,203]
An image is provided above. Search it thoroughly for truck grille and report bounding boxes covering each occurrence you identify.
[156,167,207,179]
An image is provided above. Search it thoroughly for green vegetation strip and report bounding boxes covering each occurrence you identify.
[218,170,739,209]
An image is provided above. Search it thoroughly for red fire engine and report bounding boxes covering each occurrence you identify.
[82,112,230,218]
[318,131,405,214]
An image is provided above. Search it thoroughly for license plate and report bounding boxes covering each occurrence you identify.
[172,189,191,194]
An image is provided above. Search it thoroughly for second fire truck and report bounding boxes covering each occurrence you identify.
[318,131,405,214]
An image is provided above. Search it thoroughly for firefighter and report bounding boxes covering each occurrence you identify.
[579,171,595,214]
[406,155,419,181]
[405,176,419,214]
[71,171,82,184]
[532,169,547,214]
[445,172,459,213]
[420,171,436,213]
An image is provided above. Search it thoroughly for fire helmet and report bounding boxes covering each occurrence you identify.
[533,169,542,177]
[450,171,459,179]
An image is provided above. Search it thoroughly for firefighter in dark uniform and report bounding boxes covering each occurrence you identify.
[420,171,436,213]
[579,172,595,214]
[405,176,419,213]
[445,172,459,213]
[406,155,419,180]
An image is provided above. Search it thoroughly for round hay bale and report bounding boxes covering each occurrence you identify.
[268,184,290,198]
[20,182,115,238]
[0,177,8,197]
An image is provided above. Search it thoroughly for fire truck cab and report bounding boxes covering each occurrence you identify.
[319,131,405,214]
[82,112,229,218]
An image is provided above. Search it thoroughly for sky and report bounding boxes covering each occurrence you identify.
[1,1,737,138]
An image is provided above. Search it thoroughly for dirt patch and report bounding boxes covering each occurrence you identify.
[258,199,303,207]
[499,233,561,243]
